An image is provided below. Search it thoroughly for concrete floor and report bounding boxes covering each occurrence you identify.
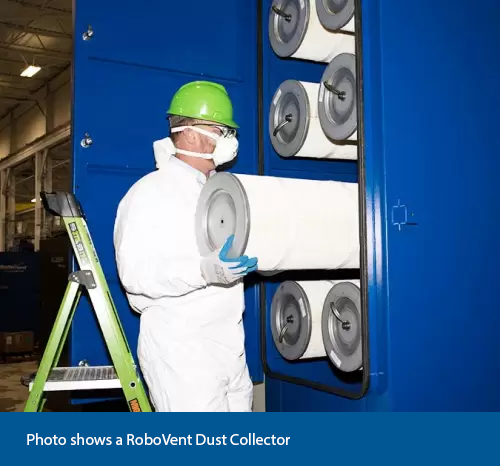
[0,360,266,412]
[0,360,131,412]
[0,360,38,412]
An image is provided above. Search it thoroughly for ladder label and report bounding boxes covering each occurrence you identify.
[69,222,89,265]
[128,398,142,412]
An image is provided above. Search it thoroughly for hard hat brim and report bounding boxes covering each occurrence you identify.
[166,111,239,129]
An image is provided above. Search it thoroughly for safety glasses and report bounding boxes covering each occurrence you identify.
[192,123,237,138]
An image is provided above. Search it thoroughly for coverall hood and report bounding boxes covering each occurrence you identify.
[153,137,176,169]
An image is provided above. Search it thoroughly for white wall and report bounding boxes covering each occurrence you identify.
[15,105,45,150]
[0,68,71,160]
[52,81,71,129]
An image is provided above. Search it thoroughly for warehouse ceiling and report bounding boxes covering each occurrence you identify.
[0,0,72,120]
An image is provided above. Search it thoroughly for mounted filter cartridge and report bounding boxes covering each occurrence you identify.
[322,280,362,372]
[271,280,357,361]
[269,79,357,160]
[315,0,355,32]
[269,0,356,62]
[319,53,357,141]
[195,172,360,272]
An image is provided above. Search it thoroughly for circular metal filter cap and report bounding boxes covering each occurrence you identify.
[315,0,355,31]
[271,281,312,361]
[268,0,309,58]
[322,281,362,372]
[269,80,310,158]
[319,53,357,141]
[195,172,250,260]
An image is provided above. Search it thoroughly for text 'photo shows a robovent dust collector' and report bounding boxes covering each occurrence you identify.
[315,0,355,33]
[322,279,362,372]
[318,52,358,142]
[269,0,355,63]
[270,280,359,361]
[270,79,357,160]
[195,173,360,273]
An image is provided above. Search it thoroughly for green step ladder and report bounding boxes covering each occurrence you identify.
[24,191,152,412]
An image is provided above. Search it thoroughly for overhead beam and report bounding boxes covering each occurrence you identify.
[7,0,72,16]
[16,206,34,215]
[0,55,66,68]
[0,122,70,171]
[0,95,35,103]
[15,159,68,186]
[0,42,72,61]
[0,71,45,83]
[0,21,72,39]
[0,81,37,96]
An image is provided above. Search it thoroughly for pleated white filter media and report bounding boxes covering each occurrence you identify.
[269,0,356,63]
[271,279,358,360]
[195,173,360,273]
[270,80,357,160]
[318,52,358,142]
[339,16,354,33]
[321,279,362,372]
[315,0,355,33]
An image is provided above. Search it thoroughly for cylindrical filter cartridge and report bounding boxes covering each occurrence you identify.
[318,53,357,142]
[315,0,355,33]
[269,0,356,63]
[322,279,362,372]
[195,172,360,272]
[271,280,332,360]
[270,80,357,160]
[271,280,356,360]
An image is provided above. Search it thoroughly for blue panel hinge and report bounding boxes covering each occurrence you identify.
[392,199,418,231]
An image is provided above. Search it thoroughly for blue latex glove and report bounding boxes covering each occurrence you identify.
[201,235,258,285]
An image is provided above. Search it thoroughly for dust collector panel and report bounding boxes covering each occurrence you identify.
[71,0,264,397]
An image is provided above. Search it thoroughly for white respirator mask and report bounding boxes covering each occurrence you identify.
[170,126,239,167]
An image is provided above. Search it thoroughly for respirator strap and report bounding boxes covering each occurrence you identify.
[174,148,213,159]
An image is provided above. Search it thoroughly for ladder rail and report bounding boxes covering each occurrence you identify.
[24,191,153,412]
[64,216,150,408]
[25,280,81,412]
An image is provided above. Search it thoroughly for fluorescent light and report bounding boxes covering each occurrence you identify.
[31,198,35,203]
[21,65,41,78]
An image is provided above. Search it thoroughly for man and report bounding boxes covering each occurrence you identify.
[113,81,258,412]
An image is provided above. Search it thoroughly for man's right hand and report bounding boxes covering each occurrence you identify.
[200,235,258,286]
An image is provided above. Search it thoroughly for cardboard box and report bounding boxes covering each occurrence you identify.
[0,331,34,354]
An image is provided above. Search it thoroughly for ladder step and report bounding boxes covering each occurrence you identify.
[28,366,126,392]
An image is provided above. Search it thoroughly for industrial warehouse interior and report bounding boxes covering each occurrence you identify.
[0,0,73,411]
[0,0,499,413]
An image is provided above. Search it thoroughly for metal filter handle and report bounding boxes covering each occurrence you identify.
[273,113,293,137]
[323,80,346,101]
[272,5,292,22]
[330,301,351,331]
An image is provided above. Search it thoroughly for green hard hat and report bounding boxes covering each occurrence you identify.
[167,80,239,128]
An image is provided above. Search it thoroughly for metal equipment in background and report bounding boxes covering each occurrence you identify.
[0,251,39,362]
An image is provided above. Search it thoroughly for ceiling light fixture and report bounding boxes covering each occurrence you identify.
[21,65,41,78]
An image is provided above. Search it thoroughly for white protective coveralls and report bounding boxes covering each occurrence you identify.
[113,138,253,412]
